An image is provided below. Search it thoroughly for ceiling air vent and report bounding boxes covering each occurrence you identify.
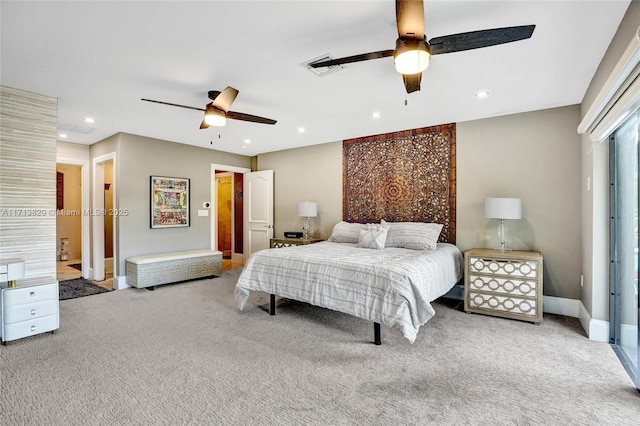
[302,54,346,77]
[57,123,95,134]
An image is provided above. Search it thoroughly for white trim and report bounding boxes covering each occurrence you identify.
[56,150,90,279]
[542,295,580,318]
[92,153,117,284]
[114,275,129,290]
[578,25,640,138]
[577,301,610,342]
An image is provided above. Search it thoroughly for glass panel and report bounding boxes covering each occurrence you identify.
[610,112,639,389]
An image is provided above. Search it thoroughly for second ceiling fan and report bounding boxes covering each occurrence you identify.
[310,0,535,93]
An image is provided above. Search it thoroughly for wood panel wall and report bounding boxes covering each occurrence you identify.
[342,123,456,244]
[0,85,58,278]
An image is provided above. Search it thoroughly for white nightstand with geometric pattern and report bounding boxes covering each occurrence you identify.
[464,248,543,324]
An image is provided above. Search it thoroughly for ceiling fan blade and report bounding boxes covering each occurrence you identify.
[309,50,395,68]
[402,72,422,94]
[396,0,424,39]
[211,86,239,112]
[141,98,205,112]
[227,111,277,125]
[199,119,209,129]
[428,25,535,55]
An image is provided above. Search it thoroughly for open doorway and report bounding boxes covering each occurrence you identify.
[56,164,82,282]
[211,164,250,270]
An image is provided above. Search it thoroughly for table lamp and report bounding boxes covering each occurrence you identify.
[296,202,317,240]
[484,197,522,251]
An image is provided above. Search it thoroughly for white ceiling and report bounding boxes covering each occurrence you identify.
[0,1,631,156]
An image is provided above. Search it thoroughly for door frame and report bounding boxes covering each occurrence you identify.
[92,153,117,284]
[210,164,251,265]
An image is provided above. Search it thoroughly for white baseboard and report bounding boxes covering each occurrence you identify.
[543,295,580,317]
[543,296,609,342]
[114,275,129,290]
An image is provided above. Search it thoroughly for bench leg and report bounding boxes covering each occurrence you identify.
[374,322,381,345]
[270,294,276,315]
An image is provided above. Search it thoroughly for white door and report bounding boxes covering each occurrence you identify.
[244,170,274,258]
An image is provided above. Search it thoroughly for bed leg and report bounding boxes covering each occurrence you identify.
[270,294,276,315]
[374,322,381,345]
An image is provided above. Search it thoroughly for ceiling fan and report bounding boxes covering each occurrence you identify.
[141,86,277,128]
[310,0,535,94]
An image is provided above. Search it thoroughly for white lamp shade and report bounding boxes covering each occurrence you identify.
[296,201,317,217]
[484,198,522,220]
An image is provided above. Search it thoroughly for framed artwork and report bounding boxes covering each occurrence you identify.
[150,176,190,228]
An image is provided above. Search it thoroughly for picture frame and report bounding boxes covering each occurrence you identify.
[150,176,190,228]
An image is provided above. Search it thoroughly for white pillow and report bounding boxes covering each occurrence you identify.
[381,220,443,250]
[357,226,388,249]
[328,221,366,243]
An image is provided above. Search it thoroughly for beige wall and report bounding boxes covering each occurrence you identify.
[258,106,582,300]
[580,1,640,322]
[56,164,82,260]
[258,141,342,240]
[92,132,252,276]
[458,106,582,299]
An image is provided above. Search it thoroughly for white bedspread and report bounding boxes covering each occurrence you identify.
[234,241,463,343]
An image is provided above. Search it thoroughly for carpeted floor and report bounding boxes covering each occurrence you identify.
[1,268,638,425]
[58,278,113,300]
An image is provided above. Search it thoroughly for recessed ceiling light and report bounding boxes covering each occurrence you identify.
[84,117,95,124]
[475,91,490,99]
[371,112,382,119]
[297,127,305,133]
[244,139,251,144]
[59,133,68,139]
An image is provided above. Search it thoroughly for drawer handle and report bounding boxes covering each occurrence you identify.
[30,325,36,332]
[31,309,36,316]
[30,291,35,297]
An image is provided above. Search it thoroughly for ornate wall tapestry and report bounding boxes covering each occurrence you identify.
[343,123,456,243]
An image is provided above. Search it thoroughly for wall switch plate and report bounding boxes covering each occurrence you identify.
[198,209,209,217]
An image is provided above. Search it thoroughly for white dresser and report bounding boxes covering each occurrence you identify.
[1,277,59,344]
[464,248,543,324]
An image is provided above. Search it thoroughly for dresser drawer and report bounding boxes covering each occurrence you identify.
[467,274,538,297]
[468,256,539,279]
[467,290,539,317]
[2,282,58,307]
[2,299,59,324]
[2,314,59,342]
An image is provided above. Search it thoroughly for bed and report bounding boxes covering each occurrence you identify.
[234,221,464,344]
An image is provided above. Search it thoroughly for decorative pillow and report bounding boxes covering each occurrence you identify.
[357,226,388,249]
[381,220,443,250]
[328,221,367,243]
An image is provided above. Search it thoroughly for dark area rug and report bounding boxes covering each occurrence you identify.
[68,263,82,271]
[59,278,113,300]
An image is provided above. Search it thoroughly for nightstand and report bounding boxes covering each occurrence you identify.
[1,277,60,344]
[270,238,323,248]
[464,248,543,324]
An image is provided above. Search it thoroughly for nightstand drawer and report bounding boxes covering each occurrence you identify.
[467,274,538,297]
[467,290,539,317]
[3,299,59,324]
[468,257,539,279]
[2,314,59,342]
[2,282,58,307]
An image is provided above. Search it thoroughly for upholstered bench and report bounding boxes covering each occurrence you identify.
[126,249,223,289]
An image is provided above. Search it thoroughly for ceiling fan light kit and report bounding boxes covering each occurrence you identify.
[393,37,430,75]
[204,105,227,127]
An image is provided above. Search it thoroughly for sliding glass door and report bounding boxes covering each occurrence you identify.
[609,112,639,390]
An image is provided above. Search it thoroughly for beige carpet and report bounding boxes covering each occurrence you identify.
[1,268,638,425]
